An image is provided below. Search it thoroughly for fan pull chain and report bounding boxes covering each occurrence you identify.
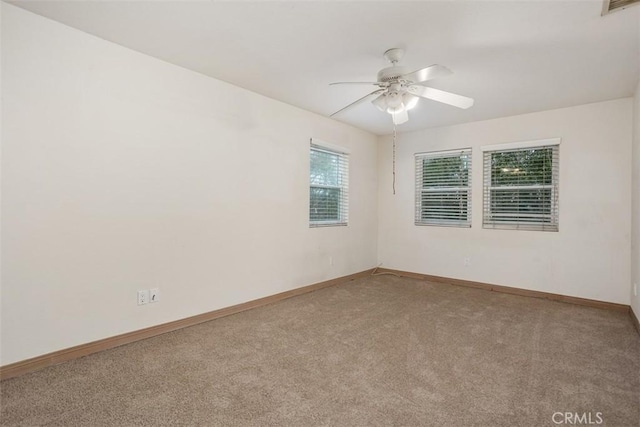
[392,121,397,195]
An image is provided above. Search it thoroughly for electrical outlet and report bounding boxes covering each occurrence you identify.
[137,290,149,305]
[150,288,160,303]
[329,256,334,266]
[634,283,638,297]
[463,257,471,267]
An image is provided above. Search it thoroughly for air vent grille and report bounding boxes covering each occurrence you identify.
[604,0,640,14]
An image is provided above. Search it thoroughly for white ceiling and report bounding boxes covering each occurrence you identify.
[8,0,640,135]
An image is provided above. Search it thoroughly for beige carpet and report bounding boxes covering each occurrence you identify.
[1,275,639,426]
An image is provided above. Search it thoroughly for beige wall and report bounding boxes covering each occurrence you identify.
[378,99,633,305]
[632,78,640,317]
[2,2,638,368]
[0,4,378,365]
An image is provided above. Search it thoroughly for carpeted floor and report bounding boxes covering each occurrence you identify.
[1,275,639,426]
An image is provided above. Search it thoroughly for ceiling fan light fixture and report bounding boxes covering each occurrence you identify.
[403,93,419,111]
[386,91,403,109]
[387,105,405,115]
[372,94,387,112]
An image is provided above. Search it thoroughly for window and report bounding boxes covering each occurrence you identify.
[482,139,559,231]
[415,149,472,227]
[309,142,348,227]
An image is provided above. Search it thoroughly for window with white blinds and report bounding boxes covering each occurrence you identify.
[483,142,559,231]
[415,149,472,227]
[309,143,349,227]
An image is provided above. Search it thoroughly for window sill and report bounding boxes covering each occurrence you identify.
[310,222,348,228]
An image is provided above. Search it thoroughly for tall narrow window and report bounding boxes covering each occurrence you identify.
[310,142,349,227]
[415,149,472,227]
[483,139,559,231]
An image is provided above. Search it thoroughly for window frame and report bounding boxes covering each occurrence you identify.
[309,141,349,227]
[482,138,560,232]
[415,148,472,228]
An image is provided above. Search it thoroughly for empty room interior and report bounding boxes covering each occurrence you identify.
[1,0,640,425]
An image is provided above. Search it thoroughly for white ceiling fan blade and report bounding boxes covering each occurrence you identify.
[408,85,474,109]
[392,109,409,125]
[401,65,452,84]
[330,89,385,117]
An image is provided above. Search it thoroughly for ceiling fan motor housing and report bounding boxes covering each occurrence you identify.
[377,66,410,83]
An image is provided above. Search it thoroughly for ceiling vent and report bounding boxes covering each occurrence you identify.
[602,0,640,14]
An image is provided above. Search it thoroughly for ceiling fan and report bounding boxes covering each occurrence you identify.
[330,48,474,125]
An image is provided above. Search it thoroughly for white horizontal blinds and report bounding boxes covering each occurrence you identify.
[309,143,349,227]
[483,145,559,231]
[415,149,472,227]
